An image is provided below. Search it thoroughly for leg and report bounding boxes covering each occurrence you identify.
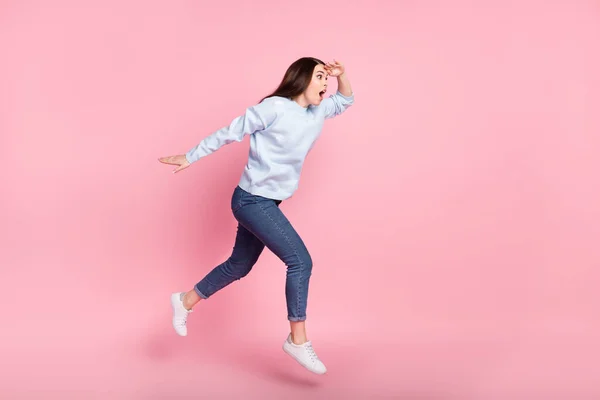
[183,222,266,310]
[171,219,264,336]
[290,321,308,345]
[233,193,326,373]
[233,195,313,329]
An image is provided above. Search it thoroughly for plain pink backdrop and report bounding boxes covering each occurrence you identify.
[1,0,599,399]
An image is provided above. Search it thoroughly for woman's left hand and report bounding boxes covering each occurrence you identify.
[324,60,345,77]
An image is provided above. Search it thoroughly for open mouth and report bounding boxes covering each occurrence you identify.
[319,89,326,99]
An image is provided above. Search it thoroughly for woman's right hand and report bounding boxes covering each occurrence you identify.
[158,154,191,173]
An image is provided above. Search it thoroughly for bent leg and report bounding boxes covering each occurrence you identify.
[234,196,313,322]
[194,222,265,299]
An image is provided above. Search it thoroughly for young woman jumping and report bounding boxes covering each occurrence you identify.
[159,57,354,375]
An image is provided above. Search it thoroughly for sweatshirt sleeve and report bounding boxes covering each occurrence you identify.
[318,90,355,119]
[185,97,280,163]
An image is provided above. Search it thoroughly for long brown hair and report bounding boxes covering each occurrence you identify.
[260,57,325,103]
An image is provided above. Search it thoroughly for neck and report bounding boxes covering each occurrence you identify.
[291,94,309,108]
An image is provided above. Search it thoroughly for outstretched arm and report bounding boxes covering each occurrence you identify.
[159,98,280,173]
[185,98,279,163]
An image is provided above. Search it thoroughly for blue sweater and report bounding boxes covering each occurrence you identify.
[185,91,355,200]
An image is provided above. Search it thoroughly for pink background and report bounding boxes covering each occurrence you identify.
[1,0,599,398]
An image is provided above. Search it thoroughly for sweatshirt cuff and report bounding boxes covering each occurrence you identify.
[185,151,195,164]
[336,90,354,102]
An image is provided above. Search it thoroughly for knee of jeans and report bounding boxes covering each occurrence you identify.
[301,251,313,274]
[227,258,254,279]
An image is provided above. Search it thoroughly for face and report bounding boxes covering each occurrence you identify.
[304,64,329,106]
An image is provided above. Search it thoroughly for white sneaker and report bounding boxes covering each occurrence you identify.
[170,292,191,336]
[282,334,327,375]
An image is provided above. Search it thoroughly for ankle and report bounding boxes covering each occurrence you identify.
[182,292,196,310]
[291,333,307,345]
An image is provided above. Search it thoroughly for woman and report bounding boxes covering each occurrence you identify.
[159,57,354,375]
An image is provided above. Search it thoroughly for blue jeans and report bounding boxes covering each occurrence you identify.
[194,186,313,322]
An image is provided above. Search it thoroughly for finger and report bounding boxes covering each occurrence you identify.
[173,163,187,173]
[158,156,175,165]
[160,156,182,166]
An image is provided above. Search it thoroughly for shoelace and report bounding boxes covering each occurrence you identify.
[305,343,318,363]
[176,307,190,327]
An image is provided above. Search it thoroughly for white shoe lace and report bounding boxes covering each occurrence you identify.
[175,304,190,328]
[304,343,319,363]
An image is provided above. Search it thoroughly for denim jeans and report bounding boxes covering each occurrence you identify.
[194,186,313,322]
